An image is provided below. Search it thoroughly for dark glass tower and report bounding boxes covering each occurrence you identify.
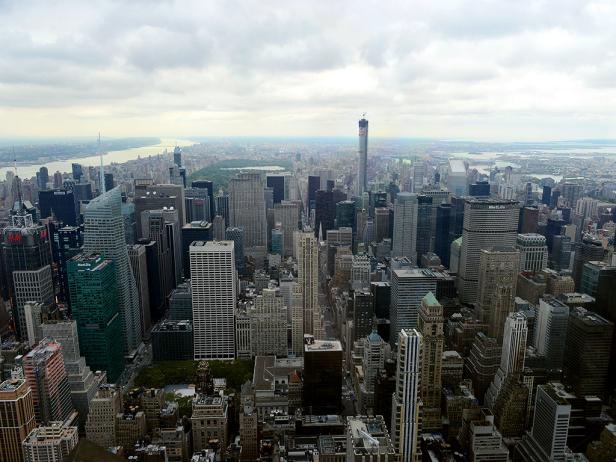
[435,203,452,267]
[68,253,124,382]
[192,180,215,225]
[266,175,285,204]
[308,175,320,211]
[416,194,432,264]
[38,189,78,226]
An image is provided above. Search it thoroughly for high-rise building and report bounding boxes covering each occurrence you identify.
[534,296,570,370]
[274,201,300,257]
[392,193,418,262]
[447,160,467,196]
[215,194,229,228]
[374,207,390,244]
[303,338,342,414]
[229,172,267,251]
[359,330,387,412]
[51,225,83,305]
[22,420,79,462]
[40,321,99,428]
[563,307,613,398]
[357,117,368,195]
[390,269,437,343]
[467,411,509,462]
[476,247,520,343]
[85,384,122,448]
[266,174,285,204]
[67,253,125,383]
[307,175,320,211]
[391,329,422,462]
[289,283,304,356]
[516,383,571,461]
[416,195,432,264]
[181,220,212,278]
[435,203,452,267]
[249,288,287,357]
[82,187,141,354]
[485,312,528,409]
[225,227,245,275]
[23,339,74,425]
[572,234,605,289]
[346,415,397,461]
[190,241,236,360]
[185,187,211,223]
[2,209,53,340]
[0,378,36,462]
[352,290,373,342]
[296,232,321,338]
[134,183,185,236]
[152,320,193,361]
[191,181,215,222]
[417,293,444,431]
[458,198,519,304]
[517,233,548,273]
[38,189,78,226]
[127,244,151,340]
[465,333,502,404]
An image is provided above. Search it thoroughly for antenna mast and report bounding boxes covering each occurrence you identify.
[99,132,106,193]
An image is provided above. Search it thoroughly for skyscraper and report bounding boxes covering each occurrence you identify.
[296,231,321,338]
[67,253,125,383]
[391,329,422,462]
[23,339,74,425]
[190,241,236,360]
[390,268,437,343]
[392,192,418,262]
[534,296,570,369]
[416,195,433,264]
[229,172,267,252]
[476,247,520,343]
[225,227,245,275]
[357,117,368,195]
[458,198,519,304]
[516,384,571,461]
[82,187,141,354]
[517,233,548,272]
[0,378,36,462]
[249,288,287,357]
[572,234,605,289]
[127,244,151,340]
[38,189,78,226]
[303,338,342,414]
[563,307,613,398]
[417,292,444,431]
[2,209,53,340]
[274,201,300,257]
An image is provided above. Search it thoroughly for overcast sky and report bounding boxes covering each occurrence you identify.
[1,0,616,141]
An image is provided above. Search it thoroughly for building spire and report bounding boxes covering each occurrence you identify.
[98,132,105,194]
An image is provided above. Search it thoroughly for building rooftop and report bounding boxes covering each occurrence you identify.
[304,339,343,353]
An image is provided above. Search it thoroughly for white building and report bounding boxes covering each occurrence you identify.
[191,241,237,360]
[517,233,548,272]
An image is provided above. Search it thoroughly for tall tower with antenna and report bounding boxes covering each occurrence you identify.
[358,115,369,195]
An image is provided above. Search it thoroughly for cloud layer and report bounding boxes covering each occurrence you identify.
[1,0,616,140]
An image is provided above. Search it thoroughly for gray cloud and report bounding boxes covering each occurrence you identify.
[0,0,615,140]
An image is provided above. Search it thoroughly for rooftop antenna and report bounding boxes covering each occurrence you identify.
[98,132,105,194]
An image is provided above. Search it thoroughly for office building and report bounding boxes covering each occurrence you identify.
[168,282,192,321]
[12,267,54,343]
[191,241,236,360]
[40,321,99,428]
[360,330,387,412]
[465,333,502,404]
[191,180,215,221]
[266,174,285,204]
[417,293,444,431]
[127,243,151,340]
[249,288,287,357]
[296,232,321,338]
[314,189,347,238]
[572,234,605,289]
[274,200,300,257]
[82,187,141,354]
[181,220,212,278]
[191,394,229,452]
[458,198,519,304]
[447,160,467,196]
[391,329,422,462]
[467,411,509,462]
[392,193,418,262]
[22,421,78,462]
[390,268,437,343]
[516,383,571,461]
[116,410,146,449]
[85,384,122,448]
[225,227,245,275]
[23,339,73,425]
[229,172,267,251]
[304,338,342,414]
[185,187,211,223]
[416,194,432,263]
[517,233,548,272]
[38,189,78,226]
[2,209,53,340]
[51,225,83,305]
[476,247,520,343]
[134,183,185,236]
[143,208,183,288]
[152,320,194,361]
[0,379,36,462]
[564,307,613,398]
[485,312,528,409]
[352,290,374,342]
[67,253,124,382]
[534,296,570,370]
[435,203,452,268]
[357,117,368,195]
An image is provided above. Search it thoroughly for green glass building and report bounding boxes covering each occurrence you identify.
[68,253,125,382]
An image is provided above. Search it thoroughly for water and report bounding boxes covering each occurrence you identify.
[1,138,196,179]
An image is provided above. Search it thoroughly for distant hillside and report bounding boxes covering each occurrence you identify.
[188,158,293,191]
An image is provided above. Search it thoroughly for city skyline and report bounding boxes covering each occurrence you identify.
[2,1,616,140]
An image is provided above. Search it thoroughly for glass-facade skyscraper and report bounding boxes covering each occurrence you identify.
[68,253,125,382]
[82,187,141,354]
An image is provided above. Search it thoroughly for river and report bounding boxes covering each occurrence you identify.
[1,138,196,179]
